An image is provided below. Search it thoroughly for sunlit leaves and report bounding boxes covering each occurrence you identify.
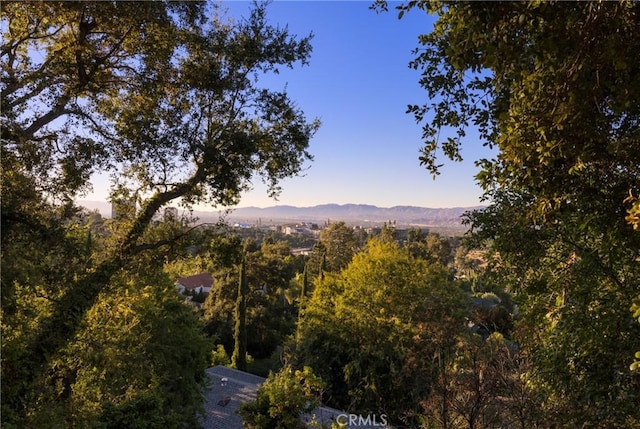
[386,1,640,425]
[628,193,640,372]
[388,1,640,222]
[238,365,325,429]
[1,268,208,428]
[625,193,640,230]
[63,278,207,428]
[2,1,319,425]
[295,238,466,425]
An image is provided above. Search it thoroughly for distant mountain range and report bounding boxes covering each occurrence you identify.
[213,203,484,227]
[78,200,484,228]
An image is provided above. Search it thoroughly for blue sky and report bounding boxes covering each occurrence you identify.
[86,1,495,209]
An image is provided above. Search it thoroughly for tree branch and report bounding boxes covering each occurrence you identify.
[131,222,219,253]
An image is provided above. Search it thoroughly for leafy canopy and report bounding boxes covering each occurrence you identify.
[1,1,319,425]
[294,238,466,426]
[374,1,640,426]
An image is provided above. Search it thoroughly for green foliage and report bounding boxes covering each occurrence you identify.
[625,194,640,230]
[2,1,319,423]
[452,245,486,284]
[465,191,640,426]
[382,1,640,426]
[631,295,640,371]
[0,204,104,425]
[2,268,208,428]
[626,194,640,372]
[203,237,299,361]
[238,366,325,429]
[96,394,167,429]
[247,347,284,378]
[293,238,467,426]
[3,0,318,204]
[211,344,231,367]
[472,302,514,339]
[438,333,540,429]
[479,292,500,303]
[317,222,358,272]
[405,230,453,266]
[73,280,208,428]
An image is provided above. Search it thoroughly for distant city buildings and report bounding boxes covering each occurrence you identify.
[281,222,321,237]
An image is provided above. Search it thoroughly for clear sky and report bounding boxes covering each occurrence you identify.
[86,1,495,209]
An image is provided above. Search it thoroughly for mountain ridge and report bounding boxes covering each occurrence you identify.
[77,200,485,228]
[220,203,485,227]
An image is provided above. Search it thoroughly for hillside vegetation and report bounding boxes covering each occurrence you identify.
[2,1,639,428]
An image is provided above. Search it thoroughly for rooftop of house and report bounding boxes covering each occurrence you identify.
[176,273,214,290]
[200,366,389,429]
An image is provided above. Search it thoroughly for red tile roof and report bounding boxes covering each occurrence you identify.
[176,273,213,290]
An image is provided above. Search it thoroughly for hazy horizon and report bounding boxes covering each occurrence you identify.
[78,199,485,213]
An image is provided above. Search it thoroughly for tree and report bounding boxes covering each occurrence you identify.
[632,293,640,371]
[375,1,640,426]
[317,221,358,272]
[303,241,326,283]
[293,238,467,426]
[1,234,209,428]
[2,1,318,424]
[302,221,360,298]
[421,332,541,429]
[299,267,309,304]
[405,229,453,266]
[237,365,325,429]
[203,236,299,362]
